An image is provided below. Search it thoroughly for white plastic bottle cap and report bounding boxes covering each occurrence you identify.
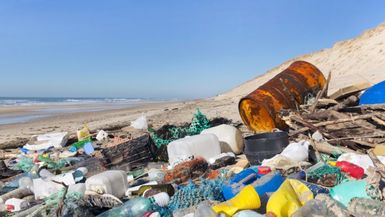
[152,192,170,207]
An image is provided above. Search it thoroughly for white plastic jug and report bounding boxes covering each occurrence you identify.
[85,170,128,198]
[167,134,221,166]
[201,124,244,154]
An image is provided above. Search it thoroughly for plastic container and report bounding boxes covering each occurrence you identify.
[18,177,33,191]
[5,198,29,212]
[359,81,385,105]
[337,153,385,173]
[335,161,364,179]
[239,61,326,132]
[201,124,244,154]
[97,192,169,217]
[68,183,86,195]
[194,202,217,217]
[266,179,314,217]
[222,169,284,200]
[213,185,261,217]
[167,134,221,166]
[244,132,289,165]
[234,210,265,217]
[86,170,128,198]
[77,125,91,141]
[330,180,370,207]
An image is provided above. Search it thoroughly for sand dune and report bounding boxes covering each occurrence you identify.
[216,22,385,100]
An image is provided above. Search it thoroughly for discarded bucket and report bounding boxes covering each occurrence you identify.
[244,131,289,165]
[239,61,326,132]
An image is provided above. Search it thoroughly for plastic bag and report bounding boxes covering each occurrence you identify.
[131,114,148,130]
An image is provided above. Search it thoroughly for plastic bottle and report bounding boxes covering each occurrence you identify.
[167,134,221,166]
[97,192,170,217]
[201,124,244,154]
[5,198,29,212]
[194,202,217,217]
[86,170,128,198]
[335,161,364,179]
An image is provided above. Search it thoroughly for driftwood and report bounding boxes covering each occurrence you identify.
[368,149,385,180]
[310,71,331,113]
[313,141,357,155]
[0,188,33,203]
[290,112,381,136]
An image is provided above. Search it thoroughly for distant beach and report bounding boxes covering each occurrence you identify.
[0,97,164,125]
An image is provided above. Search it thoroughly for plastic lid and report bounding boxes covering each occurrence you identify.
[152,192,170,207]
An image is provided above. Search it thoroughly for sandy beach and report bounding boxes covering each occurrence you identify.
[0,98,242,146]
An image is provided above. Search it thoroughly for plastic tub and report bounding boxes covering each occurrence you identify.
[244,132,288,165]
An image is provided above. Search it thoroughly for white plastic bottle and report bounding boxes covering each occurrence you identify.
[201,124,244,154]
[167,134,221,166]
[86,170,128,198]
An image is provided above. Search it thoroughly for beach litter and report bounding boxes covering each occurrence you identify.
[3,61,385,216]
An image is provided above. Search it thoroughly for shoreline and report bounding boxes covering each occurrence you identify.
[0,98,242,145]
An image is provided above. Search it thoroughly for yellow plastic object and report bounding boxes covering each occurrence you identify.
[328,161,337,167]
[266,179,313,217]
[212,185,261,217]
[77,125,91,141]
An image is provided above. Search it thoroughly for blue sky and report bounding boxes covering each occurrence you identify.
[1,1,385,99]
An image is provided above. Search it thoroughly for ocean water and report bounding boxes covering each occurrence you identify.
[0,97,153,125]
[0,97,143,106]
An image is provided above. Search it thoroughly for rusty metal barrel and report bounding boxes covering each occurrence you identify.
[239,61,326,132]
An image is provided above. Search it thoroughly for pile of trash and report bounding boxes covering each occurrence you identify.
[1,60,385,217]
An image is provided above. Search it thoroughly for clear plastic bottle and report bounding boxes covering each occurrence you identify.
[97,192,169,217]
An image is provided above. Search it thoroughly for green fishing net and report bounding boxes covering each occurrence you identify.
[307,164,346,185]
[149,109,211,148]
[38,155,68,170]
[16,157,34,172]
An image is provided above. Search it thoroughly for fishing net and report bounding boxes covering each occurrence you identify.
[38,154,68,170]
[168,176,226,211]
[15,157,34,172]
[149,109,211,148]
[307,164,346,187]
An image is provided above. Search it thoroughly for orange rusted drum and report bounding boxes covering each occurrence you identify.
[239,61,326,132]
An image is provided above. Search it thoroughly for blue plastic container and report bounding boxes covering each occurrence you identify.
[222,170,284,200]
[360,81,385,105]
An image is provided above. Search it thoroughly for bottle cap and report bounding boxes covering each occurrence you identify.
[152,192,170,207]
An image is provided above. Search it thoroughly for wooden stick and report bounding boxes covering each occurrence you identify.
[0,188,33,203]
[367,149,385,180]
[290,112,381,136]
[310,71,331,113]
[312,141,357,155]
